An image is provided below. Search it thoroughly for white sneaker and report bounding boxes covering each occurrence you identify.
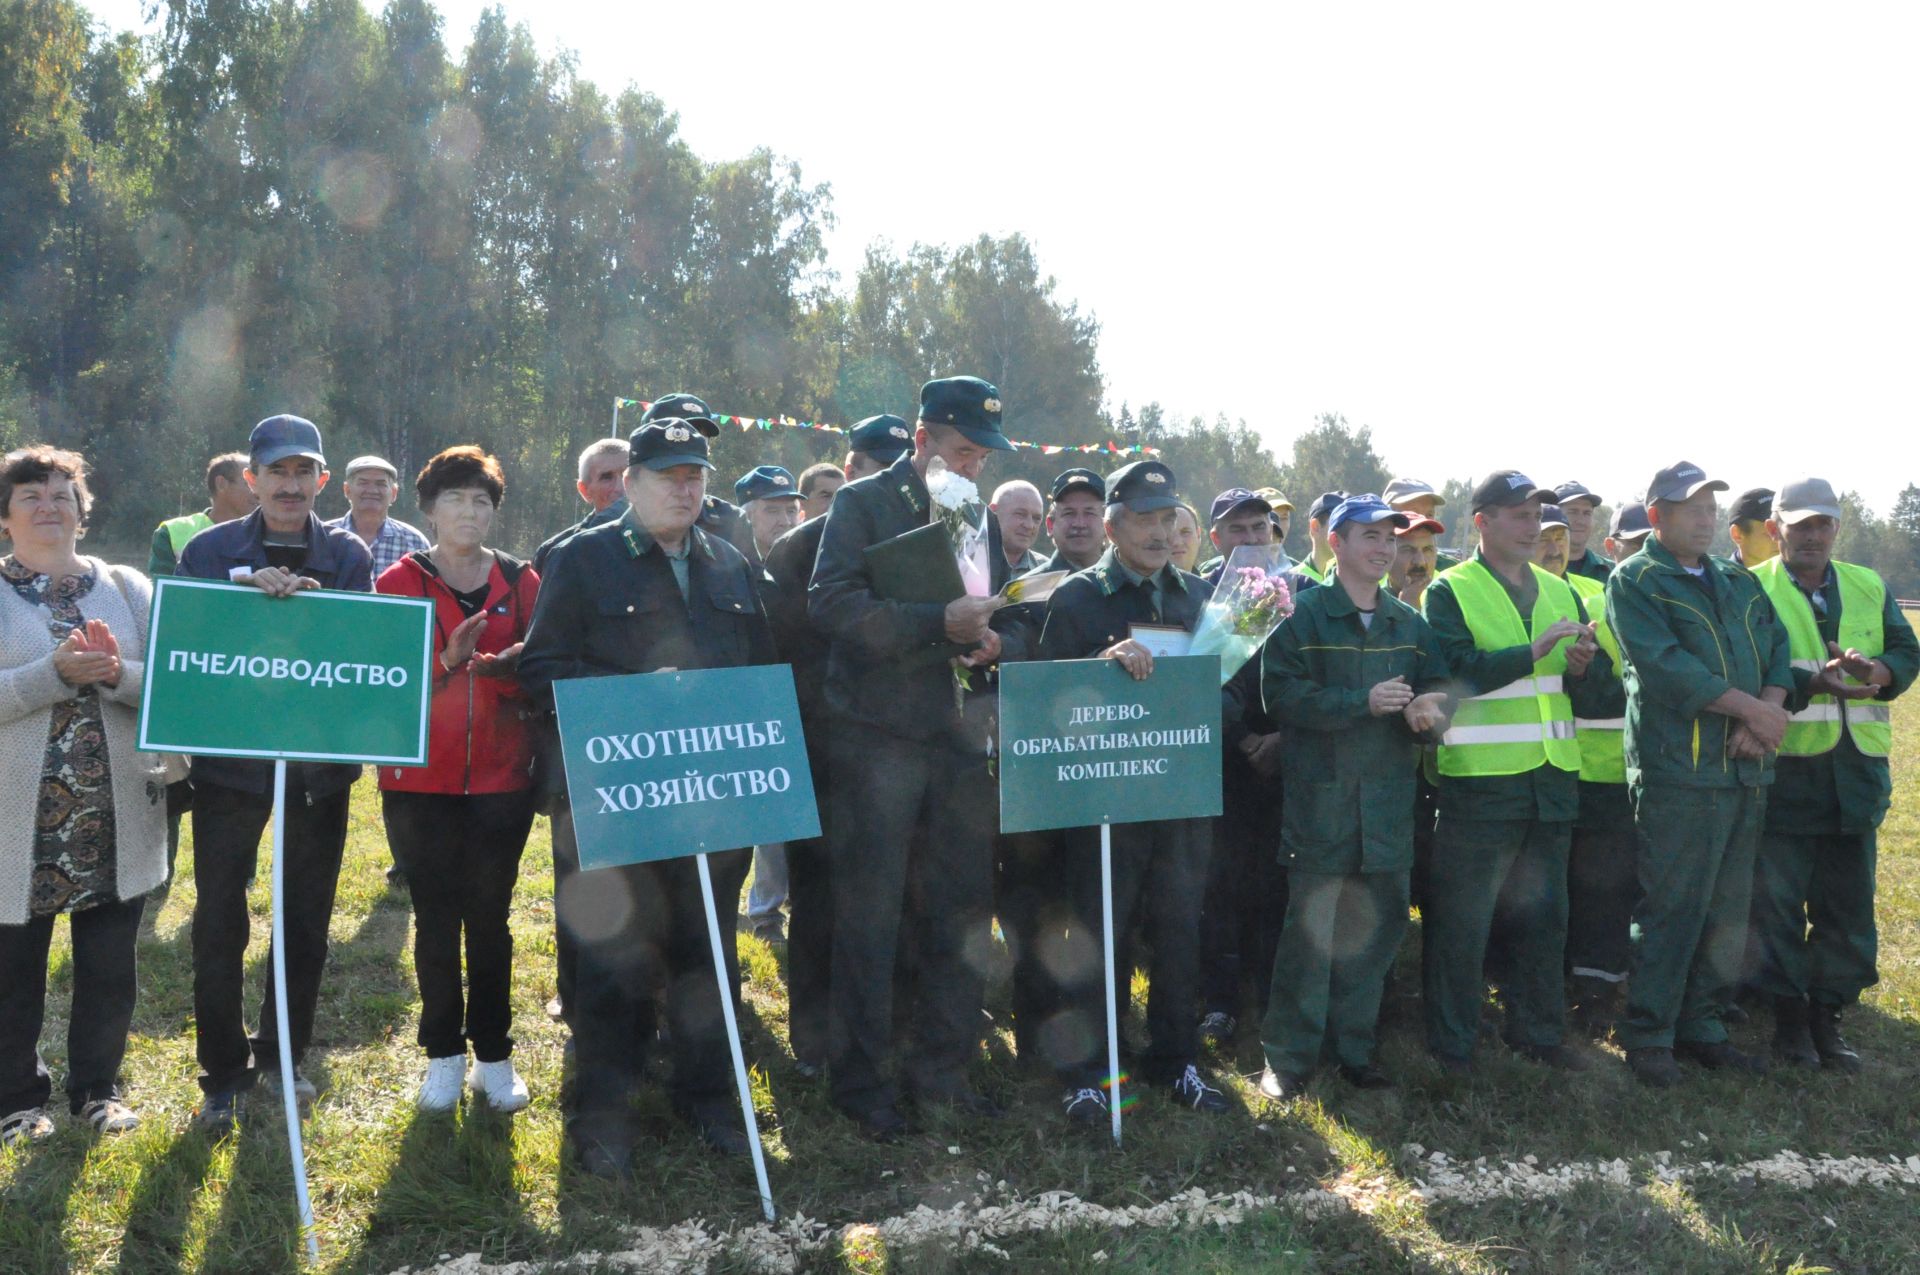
[417,1055,467,1111]
[1,1107,54,1146]
[81,1098,140,1134]
[467,1059,530,1113]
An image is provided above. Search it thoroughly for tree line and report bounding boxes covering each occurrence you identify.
[3,0,1915,593]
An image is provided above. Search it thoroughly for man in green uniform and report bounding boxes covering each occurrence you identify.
[1607,502,1652,564]
[1606,460,1794,1086]
[1297,490,1345,581]
[1257,495,1453,1101]
[1750,477,1918,1072]
[1419,470,1616,1073]
[1552,481,1612,583]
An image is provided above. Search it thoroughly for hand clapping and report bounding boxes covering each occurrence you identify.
[54,618,122,687]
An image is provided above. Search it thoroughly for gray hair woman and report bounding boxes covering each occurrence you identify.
[0,446,165,1145]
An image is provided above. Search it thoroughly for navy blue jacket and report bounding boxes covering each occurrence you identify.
[175,509,374,798]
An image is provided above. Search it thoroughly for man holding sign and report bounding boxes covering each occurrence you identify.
[1036,460,1229,1125]
[518,415,776,1176]
[175,415,372,1133]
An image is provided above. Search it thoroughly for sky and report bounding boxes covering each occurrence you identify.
[88,1,1920,513]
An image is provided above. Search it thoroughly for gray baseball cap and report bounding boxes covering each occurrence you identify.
[1773,477,1842,525]
[1383,477,1444,508]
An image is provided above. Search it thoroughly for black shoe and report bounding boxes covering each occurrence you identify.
[572,1133,634,1179]
[1431,1052,1474,1076]
[1258,1067,1310,1101]
[1062,1085,1112,1127]
[1510,1042,1591,1071]
[687,1104,751,1157]
[1626,1047,1683,1088]
[1771,996,1820,1069]
[792,1057,823,1080]
[844,1104,908,1142]
[1198,1011,1236,1049]
[1338,1062,1395,1090]
[1167,1064,1229,1114]
[1808,1003,1863,1074]
[1675,1040,1769,1074]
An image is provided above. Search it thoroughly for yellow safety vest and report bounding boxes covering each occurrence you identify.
[1433,559,1582,777]
[163,511,214,557]
[1753,558,1891,757]
[1566,573,1625,784]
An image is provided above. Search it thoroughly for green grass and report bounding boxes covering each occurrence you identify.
[6,661,1920,1273]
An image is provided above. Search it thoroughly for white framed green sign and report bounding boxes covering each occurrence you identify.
[998,654,1223,834]
[553,664,820,871]
[137,577,435,764]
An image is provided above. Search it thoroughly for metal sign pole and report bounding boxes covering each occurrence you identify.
[1101,820,1122,1148]
[695,851,776,1221]
[270,758,321,1263]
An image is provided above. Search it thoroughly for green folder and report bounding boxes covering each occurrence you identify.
[862,521,966,604]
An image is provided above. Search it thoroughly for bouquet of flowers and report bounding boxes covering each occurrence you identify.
[924,456,992,598]
[1187,544,1295,684]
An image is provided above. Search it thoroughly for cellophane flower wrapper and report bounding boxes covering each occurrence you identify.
[1187,544,1296,684]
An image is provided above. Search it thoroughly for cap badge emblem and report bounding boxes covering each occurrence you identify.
[1145,472,1167,484]
[665,425,692,443]
[982,397,1002,413]
[773,474,789,485]
[1507,473,1532,490]
[889,425,909,439]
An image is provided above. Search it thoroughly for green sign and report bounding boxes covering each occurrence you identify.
[553,665,821,871]
[138,577,434,764]
[998,654,1223,834]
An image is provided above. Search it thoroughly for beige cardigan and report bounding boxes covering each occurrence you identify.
[0,558,167,924]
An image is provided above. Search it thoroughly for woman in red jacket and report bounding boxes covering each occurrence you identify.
[376,446,539,1113]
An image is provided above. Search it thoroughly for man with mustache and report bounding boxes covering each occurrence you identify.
[176,415,373,1134]
[1037,461,1229,1126]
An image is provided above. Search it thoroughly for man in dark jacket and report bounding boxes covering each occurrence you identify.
[761,414,911,1075]
[1037,461,1228,1125]
[519,415,776,1175]
[808,377,1031,1137]
[176,415,373,1134]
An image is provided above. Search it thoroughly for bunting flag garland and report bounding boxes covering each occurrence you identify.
[614,397,1162,458]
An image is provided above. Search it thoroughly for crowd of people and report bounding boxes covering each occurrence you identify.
[0,379,1911,1192]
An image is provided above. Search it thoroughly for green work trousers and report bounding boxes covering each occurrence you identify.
[1260,869,1409,1077]
[1751,829,1878,1008]
[1422,816,1571,1060]
[1619,784,1766,1049]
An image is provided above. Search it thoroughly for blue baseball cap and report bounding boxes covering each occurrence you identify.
[1540,503,1569,529]
[1610,501,1652,540]
[734,465,802,504]
[1328,493,1411,534]
[1209,488,1273,526]
[248,415,326,468]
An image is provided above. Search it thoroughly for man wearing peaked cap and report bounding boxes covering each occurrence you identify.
[734,465,804,569]
[1198,489,1278,586]
[1256,494,1453,1101]
[1041,469,1108,574]
[1552,481,1612,584]
[807,375,1031,1138]
[639,394,748,553]
[518,415,778,1173]
[1383,478,1445,519]
[756,409,915,1080]
[1417,470,1620,1075]
[1748,477,1917,1074]
[1604,460,1793,1087]
[1037,460,1234,1124]
[1533,504,1571,578]
[176,414,373,1134]
[1728,487,1779,569]
[1299,491,1347,583]
[1607,502,1653,562]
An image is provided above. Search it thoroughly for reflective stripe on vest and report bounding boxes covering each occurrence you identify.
[1433,559,1583,777]
[1754,558,1890,757]
[1567,572,1626,783]
[163,512,213,558]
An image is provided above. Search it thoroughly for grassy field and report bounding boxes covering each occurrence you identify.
[5,673,1920,1272]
